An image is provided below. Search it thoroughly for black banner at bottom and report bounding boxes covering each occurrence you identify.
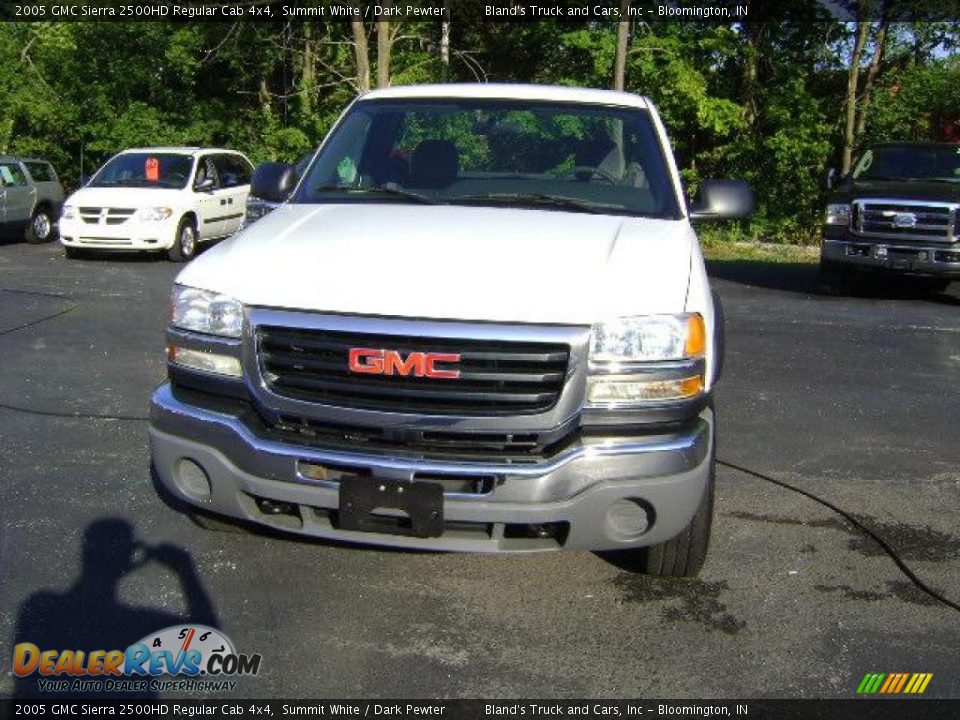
[2,700,960,720]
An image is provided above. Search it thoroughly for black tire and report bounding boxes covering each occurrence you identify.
[915,278,951,295]
[26,206,55,243]
[632,454,715,577]
[168,216,198,262]
[819,257,853,296]
[64,245,87,259]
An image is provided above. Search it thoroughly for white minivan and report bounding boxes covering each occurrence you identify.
[59,147,253,261]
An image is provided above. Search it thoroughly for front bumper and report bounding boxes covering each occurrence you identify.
[59,218,177,251]
[149,383,714,552]
[822,238,960,278]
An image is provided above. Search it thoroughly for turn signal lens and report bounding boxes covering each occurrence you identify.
[168,345,242,378]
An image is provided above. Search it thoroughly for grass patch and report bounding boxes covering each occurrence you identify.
[700,238,819,264]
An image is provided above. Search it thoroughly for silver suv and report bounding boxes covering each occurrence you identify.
[0,156,65,243]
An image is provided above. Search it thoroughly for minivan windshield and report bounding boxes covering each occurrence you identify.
[852,144,960,184]
[296,98,681,218]
[88,152,194,189]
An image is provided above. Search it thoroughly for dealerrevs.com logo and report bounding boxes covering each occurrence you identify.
[13,625,262,693]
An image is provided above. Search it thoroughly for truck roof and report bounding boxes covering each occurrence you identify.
[0,155,54,163]
[360,83,651,109]
[868,141,960,150]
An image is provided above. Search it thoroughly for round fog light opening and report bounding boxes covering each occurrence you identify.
[607,499,653,539]
[176,458,212,501]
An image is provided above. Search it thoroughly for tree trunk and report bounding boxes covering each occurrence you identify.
[854,18,889,143]
[299,22,315,118]
[440,20,450,66]
[740,21,758,128]
[612,3,629,91]
[841,20,870,173]
[376,2,393,88]
[351,15,370,93]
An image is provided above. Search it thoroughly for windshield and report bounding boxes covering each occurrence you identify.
[88,152,194,189]
[295,98,681,218]
[852,145,960,184]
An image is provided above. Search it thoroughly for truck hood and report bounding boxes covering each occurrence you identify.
[831,180,960,204]
[65,186,184,207]
[176,204,694,325]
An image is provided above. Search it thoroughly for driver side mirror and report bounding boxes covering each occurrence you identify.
[194,176,216,193]
[689,180,755,223]
[251,162,296,203]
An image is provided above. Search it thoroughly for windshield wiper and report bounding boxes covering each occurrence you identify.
[312,183,437,204]
[449,192,609,214]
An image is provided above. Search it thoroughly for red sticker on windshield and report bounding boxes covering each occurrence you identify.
[145,157,159,181]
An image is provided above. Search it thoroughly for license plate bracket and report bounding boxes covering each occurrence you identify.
[338,476,444,538]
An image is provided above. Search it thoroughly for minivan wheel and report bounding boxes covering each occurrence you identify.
[168,217,197,262]
[26,207,54,243]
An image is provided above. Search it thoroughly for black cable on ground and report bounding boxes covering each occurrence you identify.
[0,401,148,422]
[718,458,960,615]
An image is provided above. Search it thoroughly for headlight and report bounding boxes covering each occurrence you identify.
[825,203,850,226]
[138,206,173,222]
[171,285,244,338]
[590,314,705,364]
[587,314,706,407]
[61,205,75,220]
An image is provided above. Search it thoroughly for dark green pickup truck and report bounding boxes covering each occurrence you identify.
[820,142,960,294]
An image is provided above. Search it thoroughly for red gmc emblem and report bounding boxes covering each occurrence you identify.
[348,348,461,379]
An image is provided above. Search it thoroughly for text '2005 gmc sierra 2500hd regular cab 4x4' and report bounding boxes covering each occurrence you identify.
[148,84,754,577]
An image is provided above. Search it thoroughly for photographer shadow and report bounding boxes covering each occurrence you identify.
[13,518,218,699]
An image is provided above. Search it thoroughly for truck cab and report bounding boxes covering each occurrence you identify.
[820,142,960,293]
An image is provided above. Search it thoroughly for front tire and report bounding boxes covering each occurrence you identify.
[26,207,55,243]
[638,455,715,577]
[168,216,198,262]
[819,257,853,296]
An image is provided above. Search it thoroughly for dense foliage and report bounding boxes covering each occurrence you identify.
[1,18,957,243]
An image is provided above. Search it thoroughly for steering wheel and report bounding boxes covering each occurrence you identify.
[568,165,620,184]
[167,172,187,184]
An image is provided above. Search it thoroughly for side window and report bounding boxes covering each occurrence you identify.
[214,154,251,188]
[0,162,29,186]
[193,156,219,190]
[24,162,54,183]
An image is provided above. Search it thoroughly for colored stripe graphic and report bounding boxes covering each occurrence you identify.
[857,672,932,694]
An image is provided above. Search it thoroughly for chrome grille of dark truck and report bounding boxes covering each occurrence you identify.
[257,326,570,415]
[854,201,956,243]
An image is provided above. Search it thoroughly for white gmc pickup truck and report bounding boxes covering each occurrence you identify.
[149,84,753,577]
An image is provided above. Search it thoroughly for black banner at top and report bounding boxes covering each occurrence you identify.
[1,0,959,23]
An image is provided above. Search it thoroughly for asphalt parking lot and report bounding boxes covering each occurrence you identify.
[1,241,958,699]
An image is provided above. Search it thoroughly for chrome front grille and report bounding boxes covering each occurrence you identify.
[853,200,957,243]
[256,325,570,416]
[78,207,137,225]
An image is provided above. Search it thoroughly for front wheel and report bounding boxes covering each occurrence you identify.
[819,257,853,296]
[603,452,715,578]
[168,217,198,262]
[26,207,55,243]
